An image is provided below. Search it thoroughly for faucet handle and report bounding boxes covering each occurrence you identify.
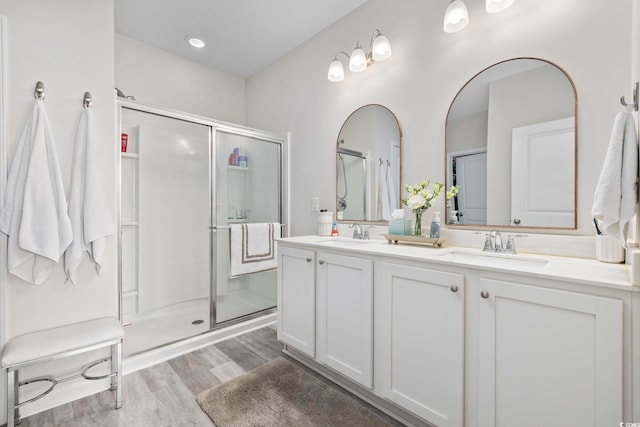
[364,225,375,240]
[505,234,527,254]
[475,231,493,251]
[349,223,362,239]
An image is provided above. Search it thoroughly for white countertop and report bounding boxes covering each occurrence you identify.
[278,235,635,292]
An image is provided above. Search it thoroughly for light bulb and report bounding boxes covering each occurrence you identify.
[486,0,514,13]
[372,33,392,61]
[185,36,205,48]
[327,59,345,82]
[443,0,469,33]
[349,45,367,72]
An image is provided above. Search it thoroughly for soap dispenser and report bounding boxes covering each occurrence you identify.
[429,212,441,239]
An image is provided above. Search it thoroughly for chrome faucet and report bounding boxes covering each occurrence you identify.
[479,229,526,253]
[350,223,363,239]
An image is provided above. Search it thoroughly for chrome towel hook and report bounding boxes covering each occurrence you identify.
[620,81,638,111]
[34,81,45,100]
[83,91,92,108]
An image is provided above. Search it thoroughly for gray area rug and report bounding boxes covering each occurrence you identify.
[196,357,401,426]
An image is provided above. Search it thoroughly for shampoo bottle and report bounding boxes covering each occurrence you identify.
[429,212,441,239]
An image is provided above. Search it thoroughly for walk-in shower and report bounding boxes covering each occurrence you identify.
[117,100,287,356]
[337,142,367,220]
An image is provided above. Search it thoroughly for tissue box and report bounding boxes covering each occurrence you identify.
[389,219,411,235]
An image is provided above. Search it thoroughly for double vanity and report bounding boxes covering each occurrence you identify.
[276,235,639,427]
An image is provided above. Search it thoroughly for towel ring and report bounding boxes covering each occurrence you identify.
[83,92,92,108]
[34,81,45,101]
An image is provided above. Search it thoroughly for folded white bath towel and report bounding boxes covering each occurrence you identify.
[0,100,73,284]
[591,105,638,245]
[230,222,280,277]
[64,107,114,284]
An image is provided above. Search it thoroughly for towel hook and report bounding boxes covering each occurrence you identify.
[34,81,45,101]
[83,91,92,108]
[620,81,638,111]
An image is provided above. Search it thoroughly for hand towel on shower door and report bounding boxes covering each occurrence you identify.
[0,100,73,284]
[64,107,114,284]
[230,222,280,277]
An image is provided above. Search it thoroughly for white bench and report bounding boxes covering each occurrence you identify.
[1,317,124,426]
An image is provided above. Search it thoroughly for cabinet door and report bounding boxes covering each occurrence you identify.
[477,278,623,427]
[277,246,316,357]
[377,262,464,427]
[316,252,373,388]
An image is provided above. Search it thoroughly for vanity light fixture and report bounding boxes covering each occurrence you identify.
[444,0,514,33]
[443,0,469,33]
[486,0,514,13]
[327,29,392,82]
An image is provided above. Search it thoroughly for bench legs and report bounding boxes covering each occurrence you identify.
[7,368,19,426]
[5,339,123,426]
[111,340,122,409]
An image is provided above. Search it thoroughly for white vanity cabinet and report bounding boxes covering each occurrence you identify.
[277,245,316,357]
[277,237,636,427]
[376,261,465,427]
[277,245,374,388]
[471,277,623,427]
[317,252,373,388]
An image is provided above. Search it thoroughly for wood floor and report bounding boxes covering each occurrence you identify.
[14,326,403,427]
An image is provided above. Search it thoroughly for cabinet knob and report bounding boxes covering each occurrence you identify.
[480,290,490,299]
[306,257,312,263]
[319,260,325,265]
[450,285,459,293]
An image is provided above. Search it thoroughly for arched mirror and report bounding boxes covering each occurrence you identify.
[445,58,577,229]
[336,104,402,222]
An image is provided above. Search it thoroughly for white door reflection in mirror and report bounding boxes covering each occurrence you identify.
[451,150,487,224]
[511,117,575,227]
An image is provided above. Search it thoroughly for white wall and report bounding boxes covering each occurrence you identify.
[0,0,117,420]
[115,34,246,124]
[246,0,633,237]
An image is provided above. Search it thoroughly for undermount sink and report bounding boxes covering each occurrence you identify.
[437,250,549,269]
[316,237,379,246]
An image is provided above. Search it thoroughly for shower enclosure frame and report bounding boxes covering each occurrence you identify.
[116,99,288,351]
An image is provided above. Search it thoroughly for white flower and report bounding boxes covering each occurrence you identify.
[406,194,426,210]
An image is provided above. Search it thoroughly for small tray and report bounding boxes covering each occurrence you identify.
[383,234,447,248]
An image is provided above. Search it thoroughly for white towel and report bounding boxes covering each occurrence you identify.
[377,162,391,221]
[230,222,280,277]
[385,162,398,213]
[0,100,73,284]
[64,107,114,284]
[591,105,638,245]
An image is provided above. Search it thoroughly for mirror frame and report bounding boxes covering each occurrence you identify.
[444,57,578,230]
[336,104,403,223]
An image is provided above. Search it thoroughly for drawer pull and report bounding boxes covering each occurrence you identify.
[450,285,459,293]
[306,258,312,263]
[480,290,490,299]
[319,260,325,265]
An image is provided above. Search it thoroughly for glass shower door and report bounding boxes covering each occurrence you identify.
[120,107,212,355]
[213,129,282,324]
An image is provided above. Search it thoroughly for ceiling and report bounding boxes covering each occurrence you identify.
[114,0,369,78]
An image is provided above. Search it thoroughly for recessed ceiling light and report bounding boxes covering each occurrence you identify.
[186,36,205,48]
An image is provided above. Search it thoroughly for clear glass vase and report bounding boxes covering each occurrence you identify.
[413,209,423,236]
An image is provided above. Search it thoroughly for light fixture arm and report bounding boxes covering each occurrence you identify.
[333,51,351,61]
